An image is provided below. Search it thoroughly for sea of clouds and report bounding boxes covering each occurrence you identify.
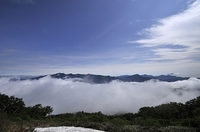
[0,76,200,115]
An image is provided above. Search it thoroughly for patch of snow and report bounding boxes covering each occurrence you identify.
[34,126,104,132]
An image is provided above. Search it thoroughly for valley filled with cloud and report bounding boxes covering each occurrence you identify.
[0,76,200,115]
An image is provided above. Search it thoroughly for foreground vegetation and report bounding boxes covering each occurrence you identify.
[0,92,200,132]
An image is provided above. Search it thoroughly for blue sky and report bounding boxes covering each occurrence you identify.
[0,0,200,77]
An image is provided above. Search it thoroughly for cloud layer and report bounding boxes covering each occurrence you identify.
[0,76,200,115]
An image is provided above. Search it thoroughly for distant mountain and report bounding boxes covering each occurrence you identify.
[117,74,151,82]
[142,74,156,79]
[154,75,189,82]
[30,75,47,80]
[31,73,117,84]
[4,73,194,84]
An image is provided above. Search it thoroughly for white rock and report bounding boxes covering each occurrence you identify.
[34,126,105,132]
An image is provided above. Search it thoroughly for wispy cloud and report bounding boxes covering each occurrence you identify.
[0,49,18,56]
[1,56,200,77]
[8,0,35,4]
[0,77,199,114]
[129,0,200,61]
[151,48,187,60]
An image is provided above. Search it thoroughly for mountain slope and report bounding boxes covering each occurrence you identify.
[8,73,194,83]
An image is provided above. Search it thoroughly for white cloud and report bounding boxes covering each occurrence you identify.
[129,0,200,61]
[0,76,200,115]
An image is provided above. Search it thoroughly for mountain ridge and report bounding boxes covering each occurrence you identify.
[1,73,195,83]
[27,73,191,84]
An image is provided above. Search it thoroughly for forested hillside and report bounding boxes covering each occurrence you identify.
[0,93,200,131]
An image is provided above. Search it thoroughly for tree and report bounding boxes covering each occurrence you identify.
[138,106,156,118]
[26,104,53,119]
[0,93,25,116]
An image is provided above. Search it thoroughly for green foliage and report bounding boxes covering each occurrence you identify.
[0,93,53,120]
[0,93,25,116]
[26,104,53,119]
[141,118,161,127]
[48,96,200,128]
[1,92,200,131]
[138,106,156,118]
[109,118,127,125]
[136,96,200,125]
